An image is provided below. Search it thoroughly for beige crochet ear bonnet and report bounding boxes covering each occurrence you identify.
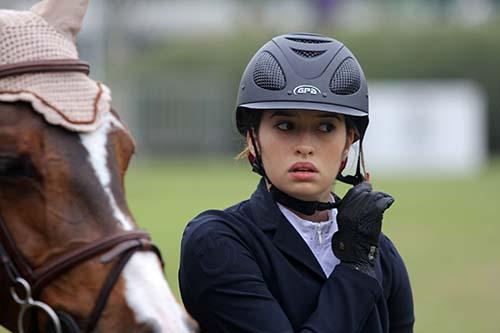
[0,0,111,132]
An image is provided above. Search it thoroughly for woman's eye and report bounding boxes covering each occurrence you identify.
[318,123,335,133]
[276,122,294,131]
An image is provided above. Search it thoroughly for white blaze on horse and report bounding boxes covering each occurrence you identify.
[0,1,196,332]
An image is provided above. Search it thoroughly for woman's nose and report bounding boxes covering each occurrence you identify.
[295,144,314,156]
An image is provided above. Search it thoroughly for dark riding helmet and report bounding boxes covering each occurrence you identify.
[236,32,369,141]
[235,33,370,215]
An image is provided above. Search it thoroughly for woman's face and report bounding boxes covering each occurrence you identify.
[249,109,354,202]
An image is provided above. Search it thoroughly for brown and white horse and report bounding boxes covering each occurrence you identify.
[0,104,196,333]
[0,1,196,332]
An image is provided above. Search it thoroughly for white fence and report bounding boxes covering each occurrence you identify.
[365,80,487,175]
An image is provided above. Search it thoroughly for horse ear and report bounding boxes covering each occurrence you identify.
[30,0,90,44]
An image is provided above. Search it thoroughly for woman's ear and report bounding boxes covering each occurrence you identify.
[343,128,356,158]
[31,0,90,44]
[246,131,256,156]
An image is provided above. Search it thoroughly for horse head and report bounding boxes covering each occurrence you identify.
[0,1,196,332]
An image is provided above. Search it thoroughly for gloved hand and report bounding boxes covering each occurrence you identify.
[331,182,394,278]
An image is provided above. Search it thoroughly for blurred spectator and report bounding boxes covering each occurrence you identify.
[313,0,340,28]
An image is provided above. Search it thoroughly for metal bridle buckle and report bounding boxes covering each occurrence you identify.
[10,277,62,333]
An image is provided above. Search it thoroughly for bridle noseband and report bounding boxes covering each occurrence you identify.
[0,214,164,333]
[0,59,164,333]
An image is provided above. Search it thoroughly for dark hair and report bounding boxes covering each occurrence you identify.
[344,116,360,139]
[238,108,263,135]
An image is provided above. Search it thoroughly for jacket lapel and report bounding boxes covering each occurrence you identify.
[250,179,326,280]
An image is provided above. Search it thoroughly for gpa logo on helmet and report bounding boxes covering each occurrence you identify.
[293,85,322,96]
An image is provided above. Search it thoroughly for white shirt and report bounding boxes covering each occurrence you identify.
[277,200,340,277]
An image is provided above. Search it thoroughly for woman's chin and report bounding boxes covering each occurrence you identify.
[281,182,327,202]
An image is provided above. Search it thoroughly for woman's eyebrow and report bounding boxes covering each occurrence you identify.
[270,111,297,118]
[317,114,341,120]
[269,111,341,120]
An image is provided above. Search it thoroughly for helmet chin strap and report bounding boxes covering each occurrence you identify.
[248,128,365,216]
[269,186,337,215]
[336,138,365,186]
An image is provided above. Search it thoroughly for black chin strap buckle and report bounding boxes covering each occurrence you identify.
[315,201,339,211]
[270,186,336,216]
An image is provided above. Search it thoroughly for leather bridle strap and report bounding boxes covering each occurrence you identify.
[35,232,162,333]
[0,59,90,79]
[0,214,36,283]
[0,212,164,332]
[0,240,21,284]
[32,231,158,296]
[85,238,162,333]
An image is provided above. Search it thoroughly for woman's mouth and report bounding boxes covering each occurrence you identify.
[288,162,318,181]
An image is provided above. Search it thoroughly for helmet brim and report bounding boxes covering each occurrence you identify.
[238,101,367,117]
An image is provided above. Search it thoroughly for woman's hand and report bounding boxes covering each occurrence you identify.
[332,182,394,278]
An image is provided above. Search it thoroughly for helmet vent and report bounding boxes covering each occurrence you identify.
[291,48,326,58]
[253,51,286,90]
[330,58,361,95]
[286,37,331,44]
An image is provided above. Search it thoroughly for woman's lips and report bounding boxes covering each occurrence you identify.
[289,162,318,181]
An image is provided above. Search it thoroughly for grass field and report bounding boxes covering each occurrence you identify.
[2,158,499,332]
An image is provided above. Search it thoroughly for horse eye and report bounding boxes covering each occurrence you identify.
[0,157,20,173]
[0,155,36,178]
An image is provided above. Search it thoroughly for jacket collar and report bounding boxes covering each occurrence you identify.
[249,179,327,280]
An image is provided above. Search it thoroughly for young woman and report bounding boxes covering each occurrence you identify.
[179,33,414,333]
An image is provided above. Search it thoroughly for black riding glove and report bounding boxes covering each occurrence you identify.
[332,182,394,278]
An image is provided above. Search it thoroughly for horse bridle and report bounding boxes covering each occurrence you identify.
[0,212,164,333]
[0,59,164,333]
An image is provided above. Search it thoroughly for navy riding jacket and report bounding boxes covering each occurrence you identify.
[179,179,414,333]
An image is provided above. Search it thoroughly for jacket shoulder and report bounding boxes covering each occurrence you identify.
[182,210,233,241]
[181,200,252,247]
